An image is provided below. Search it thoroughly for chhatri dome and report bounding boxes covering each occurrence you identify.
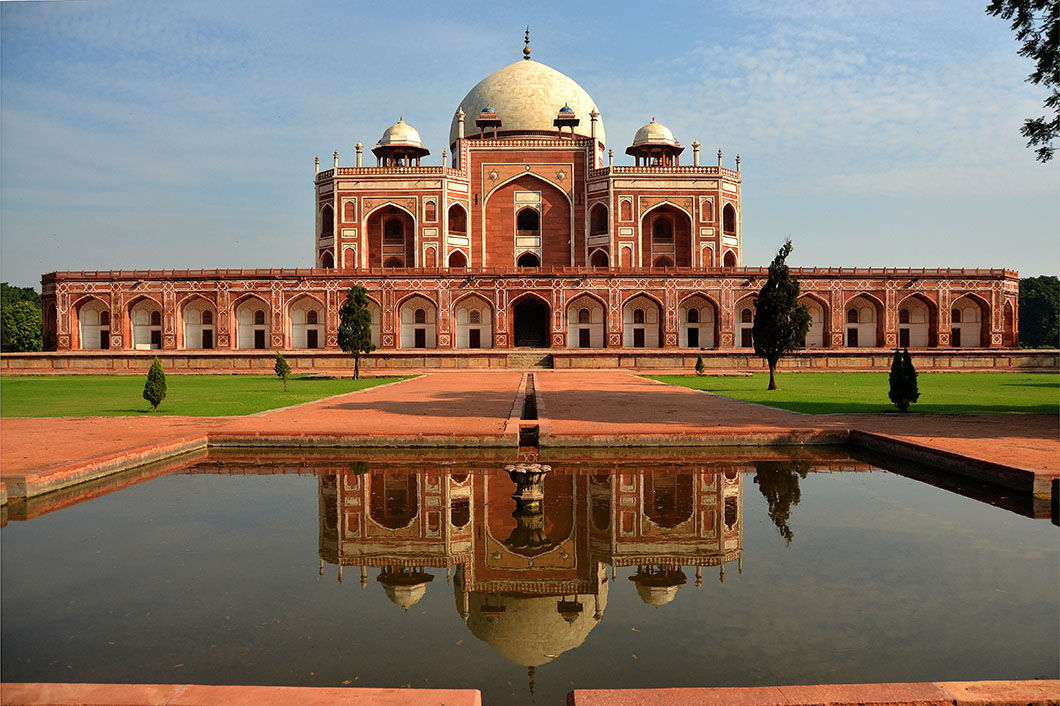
[629,117,680,149]
[448,31,605,148]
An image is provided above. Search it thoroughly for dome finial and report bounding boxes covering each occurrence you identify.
[523,26,531,60]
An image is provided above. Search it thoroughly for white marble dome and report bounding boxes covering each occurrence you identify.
[631,118,679,148]
[377,118,425,149]
[449,59,605,147]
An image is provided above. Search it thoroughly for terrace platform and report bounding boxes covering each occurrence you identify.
[1,371,1057,503]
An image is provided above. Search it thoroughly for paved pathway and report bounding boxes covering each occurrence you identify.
[2,371,1056,493]
[534,371,1060,471]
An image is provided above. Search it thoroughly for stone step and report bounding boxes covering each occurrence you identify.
[507,349,553,369]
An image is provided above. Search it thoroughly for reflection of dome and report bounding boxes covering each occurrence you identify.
[630,118,679,148]
[630,567,686,607]
[378,568,434,611]
[449,60,605,147]
[457,581,608,667]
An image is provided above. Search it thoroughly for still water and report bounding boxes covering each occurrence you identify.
[2,447,1057,704]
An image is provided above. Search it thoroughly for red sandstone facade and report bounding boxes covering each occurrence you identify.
[41,45,1019,355]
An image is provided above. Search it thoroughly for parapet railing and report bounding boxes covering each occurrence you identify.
[44,266,1019,281]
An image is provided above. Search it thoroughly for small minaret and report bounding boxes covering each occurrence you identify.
[456,108,465,139]
[355,142,363,167]
[736,154,741,173]
[717,149,723,168]
[314,156,319,174]
[608,149,614,167]
[590,108,600,142]
[692,140,701,166]
[333,150,339,170]
[442,149,448,167]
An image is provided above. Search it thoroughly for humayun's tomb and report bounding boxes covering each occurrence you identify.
[38,35,1023,370]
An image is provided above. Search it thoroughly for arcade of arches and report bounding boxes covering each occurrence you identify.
[55,273,1017,352]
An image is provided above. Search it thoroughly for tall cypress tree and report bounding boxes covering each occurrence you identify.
[337,285,376,380]
[143,357,167,412]
[888,347,920,412]
[752,240,811,390]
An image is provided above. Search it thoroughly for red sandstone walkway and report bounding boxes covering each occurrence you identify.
[534,370,1060,472]
[2,370,1056,499]
[0,373,522,479]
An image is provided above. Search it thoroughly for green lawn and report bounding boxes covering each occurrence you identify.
[647,371,1060,415]
[0,374,407,417]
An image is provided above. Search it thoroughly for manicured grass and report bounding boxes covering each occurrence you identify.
[647,371,1060,415]
[0,374,408,417]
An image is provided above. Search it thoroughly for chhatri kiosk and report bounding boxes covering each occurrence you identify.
[42,34,1018,362]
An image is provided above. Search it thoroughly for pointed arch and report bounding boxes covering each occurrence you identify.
[179,294,217,350]
[950,293,990,347]
[319,203,334,239]
[566,292,607,348]
[447,203,468,234]
[722,203,737,235]
[622,293,662,348]
[734,295,756,348]
[896,293,937,348]
[798,293,830,349]
[722,249,737,268]
[640,203,693,268]
[128,295,163,350]
[75,296,111,350]
[589,202,608,234]
[448,249,468,268]
[678,294,718,348]
[453,293,493,349]
[484,170,573,206]
[844,293,884,347]
[365,202,417,268]
[232,294,270,350]
[510,292,552,348]
[288,293,325,349]
[589,249,609,268]
[397,294,437,349]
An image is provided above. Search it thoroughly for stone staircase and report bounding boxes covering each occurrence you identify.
[507,349,554,369]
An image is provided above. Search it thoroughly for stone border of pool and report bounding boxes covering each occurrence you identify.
[1,426,1056,504]
[568,680,1060,706]
[2,679,1056,706]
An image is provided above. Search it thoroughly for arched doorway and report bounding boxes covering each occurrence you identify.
[512,296,550,348]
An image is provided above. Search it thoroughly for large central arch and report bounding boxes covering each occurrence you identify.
[512,294,551,348]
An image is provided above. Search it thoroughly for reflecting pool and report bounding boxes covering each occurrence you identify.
[2,447,1057,704]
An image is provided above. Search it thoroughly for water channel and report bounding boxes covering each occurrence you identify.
[2,447,1057,704]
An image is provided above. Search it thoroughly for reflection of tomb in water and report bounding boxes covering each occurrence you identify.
[317,460,745,641]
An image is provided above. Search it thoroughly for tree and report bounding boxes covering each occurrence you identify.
[1019,275,1059,347]
[337,285,376,380]
[143,357,167,412]
[752,240,811,390]
[888,348,920,412]
[274,351,291,391]
[1,282,42,309]
[753,461,810,544]
[695,353,705,376]
[1,301,43,352]
[987,0,1059,162]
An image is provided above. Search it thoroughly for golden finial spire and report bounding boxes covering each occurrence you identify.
[523,27,531,60]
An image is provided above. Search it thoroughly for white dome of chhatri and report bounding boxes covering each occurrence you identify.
[631,117,679,148]
[377,118,425,149]
[449,56,605,148]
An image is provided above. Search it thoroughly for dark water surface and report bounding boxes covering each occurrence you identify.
[2,448,1057,704]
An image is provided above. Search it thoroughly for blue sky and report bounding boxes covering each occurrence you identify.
[1,0,1057,289]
